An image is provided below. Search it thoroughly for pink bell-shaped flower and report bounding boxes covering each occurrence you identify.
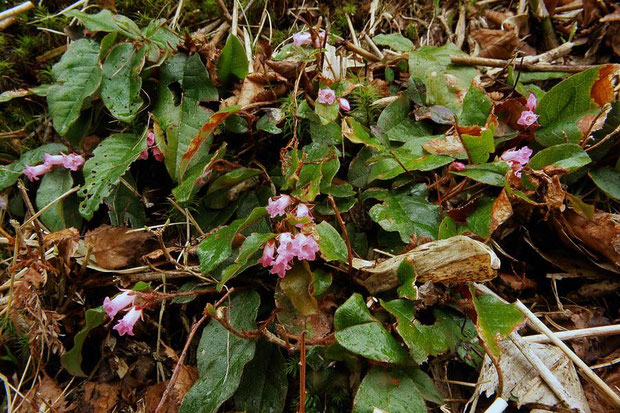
[103,290,136,319]
[317,88,336,105]
[62,153,85,171]
[23,164,51,181]
[113,306,143,336]
[266,195,293,218]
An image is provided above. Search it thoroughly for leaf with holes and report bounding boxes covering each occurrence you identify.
[78,133,146,220]
[152,53,218,181]
[47,39,102,136]
[101,43,146,122]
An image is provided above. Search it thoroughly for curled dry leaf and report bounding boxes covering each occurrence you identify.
[471,29,522,60]
[561,209,620,267]
[353,236,500,294]
[144,366,198,413]
[44,227,80,271]
[85,225,154,269]
[25,375,71,412]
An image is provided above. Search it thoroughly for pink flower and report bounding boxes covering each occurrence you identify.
[62,153,85,171]
[276,232,297,260]
[293,233,319,261]
[270,254,292,278]
[517,110,538,127]
[293,32,312,46]
[266,195,293,218]
[150,147,164,162]
[138,149,149,160]
[23,164,51,181]
[501,146,533,177]
[113,306,143,336]
[317,88,336,105]
[450,161,466,171]
[146,131,155,147]
[525,93,537,111]
[43,153,64,168]
[103,290,136,319]
[337,98,350,111]
[295,204,313,228]
[314,31,327,47]
[258,240,276,268]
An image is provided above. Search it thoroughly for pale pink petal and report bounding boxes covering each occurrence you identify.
[62,153,85,171]
[526,93,537,111]
[313,31,327,47]
[295,204,313,228]
[516,110,539,127]
[293,32,312,46]
[44,153,64,168]
[146,131,155,147]
[276,232,297,260]
[270,254,293,278]
[293,233,319,261]
[450,161,466,171]
[113,307,143,336]
[150,147,164,162]
[266,195,293,218]
[138,149,149,160]
[23,164,51,181]
[103,290,136,319]
[501,146,533,176]
[317,88,336,105]
[337,98,350,111]
[258,240,276,268]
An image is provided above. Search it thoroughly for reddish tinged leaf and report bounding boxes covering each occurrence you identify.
[178,107,239,180]
[590,64,619,106]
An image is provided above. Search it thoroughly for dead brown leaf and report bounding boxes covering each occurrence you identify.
[80,382,120,413]
[423,133,466,156]
[44,227,80,271]
[490,189,513,234]
[143,366,198,413]
[562,209,620,267]
[85,226,153,269]
[471,29,521,59]
[24,375,70,412]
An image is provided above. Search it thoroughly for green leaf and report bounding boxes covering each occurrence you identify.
[101,43,146,122]
[78,133,146,220]
[197,207,268,273]
[316,221,348,262]
[409,44,476,113]
[353,367,427,413]
[396,260,417,301]
[590,166,620,201]
[373,34,414,51]
[466,197,494,238]
[451,161,509,186]
[376,95,431,143]
[218,232,276,289]
[0,143,66,190]
[315,101,340,125]
[310,120,342,145]
[369,185,440,243]
[61,307,106,376]
[217,34,248,86]
[343,117,383,149]
[65,9,141,38]
[104,173,146,228]
[47,39,102,136]
[438,216,458,239]
[461,127,495,164]
[534,67,606,146]
[152,53,218,181]
[180,290,260,413]
[460,84,492,126]
[278,261,318,316]
[234,340,288,413]
[36,169,81,232]
[283,144,340,202]
[256,114,282,134]
[471,292,525,357]
[528,143,591,173]
[383,300,466,363]
[334,294,411,364]
[312,268,332,297]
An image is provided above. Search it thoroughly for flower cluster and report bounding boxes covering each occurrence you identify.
[517,93,539,127]
[261,195,320,278]
[293,30,327,48]
[103,290,143,336]
[501,146,533,177]
[138,130,164,162]
[23,152,85,181]
[317,87,350,111]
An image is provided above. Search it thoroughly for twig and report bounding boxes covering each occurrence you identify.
[214,0,233,23]
[345,14,359,47]
[342,41,381,62]
[514,300,620,409]
[327,195,353,273]
[0,1,34,22]
[20,185,80,229]
[363,33,384,60]
[586,124,620,152]
[154,312,209,413]
[17,180,46,260]
[299,329,306,413]
[524,324,620,343]
[450,56,596,73]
